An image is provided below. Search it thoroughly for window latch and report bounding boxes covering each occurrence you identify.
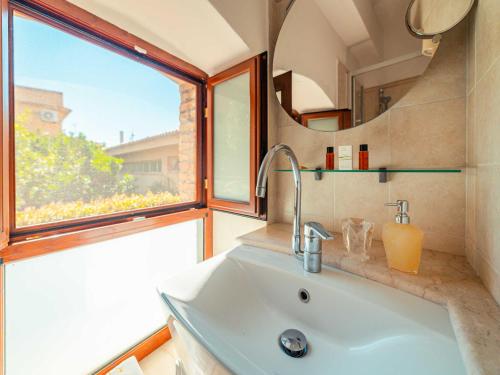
[134,45,147,55]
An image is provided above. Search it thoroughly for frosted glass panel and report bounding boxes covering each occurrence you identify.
[213,72,250,202]
[308,117,340,132]
[5,220,203,375]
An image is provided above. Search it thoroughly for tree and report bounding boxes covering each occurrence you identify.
[15,119,135,210]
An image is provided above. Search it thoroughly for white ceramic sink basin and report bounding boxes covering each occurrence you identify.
[158,245,466,375]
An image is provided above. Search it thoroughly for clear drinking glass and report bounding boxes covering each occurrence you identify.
[342,218,374,261]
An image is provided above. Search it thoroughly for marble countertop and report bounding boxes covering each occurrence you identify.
[237,223,500,375]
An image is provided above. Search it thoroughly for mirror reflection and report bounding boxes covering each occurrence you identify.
[273,0,439,132]
[406,0,475,37]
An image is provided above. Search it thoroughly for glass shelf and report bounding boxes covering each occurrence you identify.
[274,168,463,183]
[275,168,463,173]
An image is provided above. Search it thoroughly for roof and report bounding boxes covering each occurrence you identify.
[15,85,65,96]
[105,130,180,155]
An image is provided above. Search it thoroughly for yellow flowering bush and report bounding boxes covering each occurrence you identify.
[17,191,181,227]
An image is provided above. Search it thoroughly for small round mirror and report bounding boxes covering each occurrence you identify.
[406,0,476,38]
[273,0,441,132]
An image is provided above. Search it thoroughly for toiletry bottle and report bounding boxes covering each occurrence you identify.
[382,200,424,274]
[359,144,369,170]
[338,145,353,170]
[326,147,334,170]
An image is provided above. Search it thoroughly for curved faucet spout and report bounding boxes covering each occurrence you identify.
[256,144,302,256]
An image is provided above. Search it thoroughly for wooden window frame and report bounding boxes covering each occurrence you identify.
[301,109,352,131]
[7,0,208,241]
[1,207,212,263]
[0,0,9,251]
[94,326,172,375]
[14,0,207,80]
[206,54,267,218]
[273,70,292,117]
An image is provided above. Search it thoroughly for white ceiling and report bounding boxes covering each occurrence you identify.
[314,0,370,47]
[313,0,419,66]
[68,0,252,76]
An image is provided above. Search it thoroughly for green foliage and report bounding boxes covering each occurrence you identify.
[15,114,183,227]
[15,121,136,210]
[16,192,181,227]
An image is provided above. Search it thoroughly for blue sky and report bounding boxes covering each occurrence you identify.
[14,14,183,147]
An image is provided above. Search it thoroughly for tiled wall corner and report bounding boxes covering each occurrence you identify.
[465,0,500,304]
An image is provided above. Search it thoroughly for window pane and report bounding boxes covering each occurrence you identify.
[13,12,198,228]
[5,219,203,374]
[213,72,250,202]
[308,117,339,132]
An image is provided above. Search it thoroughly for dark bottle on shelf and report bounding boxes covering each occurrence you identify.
[326,147,335,170]
[359,144,369,170]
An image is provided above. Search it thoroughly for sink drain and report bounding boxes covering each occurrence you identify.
[298,288,310,303]
[279,329,308,358]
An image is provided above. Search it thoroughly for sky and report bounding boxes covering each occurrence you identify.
[13,13,185,147]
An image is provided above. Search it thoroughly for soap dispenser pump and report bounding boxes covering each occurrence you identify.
[382,200,424,274]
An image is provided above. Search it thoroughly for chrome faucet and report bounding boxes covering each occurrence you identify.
[256,144,334,272]
[303,222,334,273]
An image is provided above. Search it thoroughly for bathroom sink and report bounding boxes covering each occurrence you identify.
[158,245,466,375]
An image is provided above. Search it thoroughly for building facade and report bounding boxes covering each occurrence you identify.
[106,131,180,194]
[14,85,71,135]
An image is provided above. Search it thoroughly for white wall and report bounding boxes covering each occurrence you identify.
[209,0,268,75]
[213,211,266,256]
[274,0,348,108]
[4,220,203,375]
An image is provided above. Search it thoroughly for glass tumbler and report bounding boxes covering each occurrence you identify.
[342,218,374,261]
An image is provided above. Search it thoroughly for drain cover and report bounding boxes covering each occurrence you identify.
[279,329,308,358]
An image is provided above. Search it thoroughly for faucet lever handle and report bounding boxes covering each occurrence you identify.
[304,222,334,240]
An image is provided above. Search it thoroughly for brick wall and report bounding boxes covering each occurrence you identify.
[178,83,197,201]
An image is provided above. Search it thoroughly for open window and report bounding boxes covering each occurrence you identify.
[0,0,271,373]
[206,54,267,218]
[9,4,205,240]
[0,0,267,373]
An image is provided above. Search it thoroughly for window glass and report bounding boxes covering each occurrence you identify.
[13,12,198,228]
[5,219,204,374]
[213,72,250,202]
[308,117,339,131]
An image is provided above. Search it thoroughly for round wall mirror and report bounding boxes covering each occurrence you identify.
[406,0,476,38]
[272,0,455,132]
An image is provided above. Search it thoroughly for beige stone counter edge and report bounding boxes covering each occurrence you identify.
[237,223,500,375]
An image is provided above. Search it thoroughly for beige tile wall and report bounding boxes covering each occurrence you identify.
[466,0,500,304]
[272,18,467,255]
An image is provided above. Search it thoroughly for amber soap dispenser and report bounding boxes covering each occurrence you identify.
[382,200,424,274]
